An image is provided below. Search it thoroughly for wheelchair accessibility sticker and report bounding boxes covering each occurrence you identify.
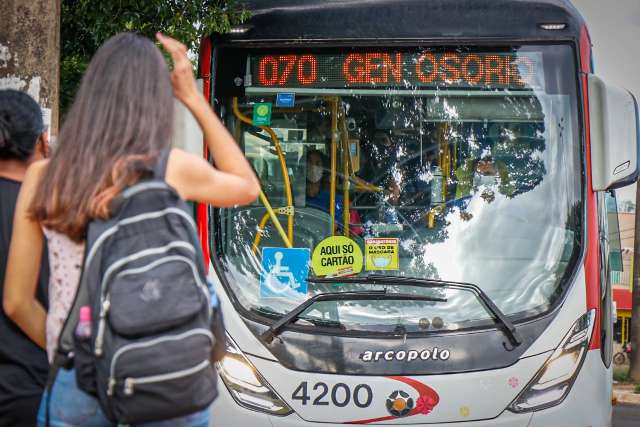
[260,247,310,298]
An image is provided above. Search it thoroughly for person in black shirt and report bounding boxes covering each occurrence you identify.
[0,89,50,427]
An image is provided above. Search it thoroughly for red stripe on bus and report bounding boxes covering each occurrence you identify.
[347,376,439,424]
[580,24,601,350]
[198,36,213,273]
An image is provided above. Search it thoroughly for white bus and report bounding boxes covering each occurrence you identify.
[184,1,639,425]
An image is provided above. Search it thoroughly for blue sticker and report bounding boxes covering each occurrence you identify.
[260,247,310,298]
[275,92,296,108]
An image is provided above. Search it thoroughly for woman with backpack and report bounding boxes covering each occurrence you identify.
[3,32,260,427]
[0,90,50,427]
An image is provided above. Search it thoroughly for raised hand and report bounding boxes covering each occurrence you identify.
[156,32,199,106]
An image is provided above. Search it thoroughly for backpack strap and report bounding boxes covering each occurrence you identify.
[152,148,171,181]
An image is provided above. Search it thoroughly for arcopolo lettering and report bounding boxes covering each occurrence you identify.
[360,348,451,362]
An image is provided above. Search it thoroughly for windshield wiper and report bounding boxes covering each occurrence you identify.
[260,289,447,344]
[298,318,345,329]
[308,274,522,347]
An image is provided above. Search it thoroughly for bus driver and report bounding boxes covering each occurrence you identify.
[303,149,363,235]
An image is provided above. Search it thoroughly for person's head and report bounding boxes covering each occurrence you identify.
[30,32,174,242]
[306,149,325,184]
[373,130,392,147]
[0,89,48,164]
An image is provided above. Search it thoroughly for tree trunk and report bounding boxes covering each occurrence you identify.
[0,0,61,140]
[629,182,640,381]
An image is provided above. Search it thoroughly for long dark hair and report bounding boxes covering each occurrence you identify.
[0,89,44,161]
[30,33,174,242]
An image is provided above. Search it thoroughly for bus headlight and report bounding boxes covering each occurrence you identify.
[508,310,595,413]
[217,334,293,416]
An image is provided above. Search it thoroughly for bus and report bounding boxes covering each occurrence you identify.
[182,1,640,425]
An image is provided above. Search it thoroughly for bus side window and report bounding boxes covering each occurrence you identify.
[606,192,623,274]
[599,191,621,368]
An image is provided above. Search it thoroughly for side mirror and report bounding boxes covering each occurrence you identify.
[171,79,204,156]
[589,74,639,191]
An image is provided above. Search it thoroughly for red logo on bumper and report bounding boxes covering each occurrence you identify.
[347,376,439,424]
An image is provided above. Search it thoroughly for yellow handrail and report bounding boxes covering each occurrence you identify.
[339,113,351,237]
[350,175,383,193]
[232,97,294,247]
[425,123,455,228]
[438,123,450,202]
[257,192,292,249]
[252,212,271,252]
[251,205,295,253]
[329,98,338,235]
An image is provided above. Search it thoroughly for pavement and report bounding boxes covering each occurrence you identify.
[613,403,640,427]
[612,386,640,427]
[612,384,640,405]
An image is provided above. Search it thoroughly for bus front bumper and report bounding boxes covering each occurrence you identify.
[209,381,533,426]
[209,351,611,427]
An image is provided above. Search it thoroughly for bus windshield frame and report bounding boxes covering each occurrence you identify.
[211,43,583,338]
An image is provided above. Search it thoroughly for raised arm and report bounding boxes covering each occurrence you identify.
[157,33,260,207]
[3,160,48,349]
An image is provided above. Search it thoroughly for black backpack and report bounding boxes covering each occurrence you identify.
[48,150,225,424]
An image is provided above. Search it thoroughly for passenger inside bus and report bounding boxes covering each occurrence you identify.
[304,149,363,235]
[304,149,339,215]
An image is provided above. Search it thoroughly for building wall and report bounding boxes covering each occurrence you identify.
[613,212,634,345]
[614,212,634,288]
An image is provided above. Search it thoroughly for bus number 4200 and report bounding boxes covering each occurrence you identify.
[292,382,373,408]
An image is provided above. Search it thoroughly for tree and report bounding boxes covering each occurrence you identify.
[630,182,640,381]
[0,0,61,137]
[60,0,250,114]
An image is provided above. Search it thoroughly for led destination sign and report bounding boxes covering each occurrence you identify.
[251,51,544,90]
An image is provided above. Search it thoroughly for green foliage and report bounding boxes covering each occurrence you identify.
[614,367,631,383]
[635,384,640,394]
[60,0,250,115]
[59,54,87,116]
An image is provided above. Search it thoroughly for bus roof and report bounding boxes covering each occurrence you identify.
[213,0,585,46]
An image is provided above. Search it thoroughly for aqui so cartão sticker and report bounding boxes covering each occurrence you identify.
[311,236,363,277]
[365,238,399,271]
[260,247,310,298]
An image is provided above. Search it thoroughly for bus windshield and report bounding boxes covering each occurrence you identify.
[215,44,581,334]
